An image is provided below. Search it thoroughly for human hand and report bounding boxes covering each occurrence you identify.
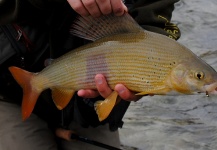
[77,74,142,101]
[67,0,128,17]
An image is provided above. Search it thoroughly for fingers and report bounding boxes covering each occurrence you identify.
[110,0,128,16]
[95,74,113,98]
[67,0,128,17]
[77,74,112,99]
[94,74,140,101]
[77,89,99,98]
[81,0,101,17]
[67,0,89,16]
[78,74,141,101]
[96,0,112,15]
[115,84,142,101]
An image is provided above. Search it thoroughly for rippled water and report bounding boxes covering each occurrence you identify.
[119,0,217,149]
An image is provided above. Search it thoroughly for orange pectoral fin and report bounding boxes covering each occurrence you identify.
[94,91,118,122]
[51,88,75,110]
[9,66,40,120]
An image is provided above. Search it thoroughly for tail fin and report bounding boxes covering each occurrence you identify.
[9,66,40,120]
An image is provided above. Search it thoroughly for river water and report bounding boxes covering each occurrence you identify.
[119,0,217,149]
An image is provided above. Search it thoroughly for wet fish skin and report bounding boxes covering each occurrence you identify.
[9,13,217,121]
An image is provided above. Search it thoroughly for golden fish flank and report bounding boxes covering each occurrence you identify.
[9,13,217,122]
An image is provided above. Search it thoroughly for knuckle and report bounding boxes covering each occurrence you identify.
[72,5,89,16]
[97,87,106,93]
[96,0,107,2]
[71,3,83,11]
[114,7,123,14]
[120,93,129,100]
[96,0,108,6]
[97,86,111,98]
[101,7,112,15]
[82,0,96,8]
[89,90,99,98]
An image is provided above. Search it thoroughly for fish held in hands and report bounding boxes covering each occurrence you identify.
[9,13,217,121]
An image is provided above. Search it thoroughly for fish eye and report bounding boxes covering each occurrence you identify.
[194,71,205,80]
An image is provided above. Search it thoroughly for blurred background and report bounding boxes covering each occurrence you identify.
[119,0,217,149]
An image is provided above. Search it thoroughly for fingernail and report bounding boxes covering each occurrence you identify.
[114,8,123,16]
[118,87,125,94]
[96,77,103,84]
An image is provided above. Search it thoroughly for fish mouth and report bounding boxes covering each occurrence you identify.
[204,82,217,96]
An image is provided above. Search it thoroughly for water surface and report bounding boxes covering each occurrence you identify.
[120,1,217,149]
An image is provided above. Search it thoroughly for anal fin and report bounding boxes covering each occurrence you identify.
[51,88,75,110]
[94,91,118,122]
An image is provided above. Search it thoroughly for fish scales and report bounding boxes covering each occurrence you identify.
[9,13,217,121]
[37,36,200,93]
[35,32,182,93]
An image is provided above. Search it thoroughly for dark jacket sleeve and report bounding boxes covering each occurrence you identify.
[0,0,64,24]
[129,0,180,40]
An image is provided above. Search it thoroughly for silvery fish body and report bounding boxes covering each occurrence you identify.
[9,13,217,121]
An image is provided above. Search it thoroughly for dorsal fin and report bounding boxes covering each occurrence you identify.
[70,13,143,41]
